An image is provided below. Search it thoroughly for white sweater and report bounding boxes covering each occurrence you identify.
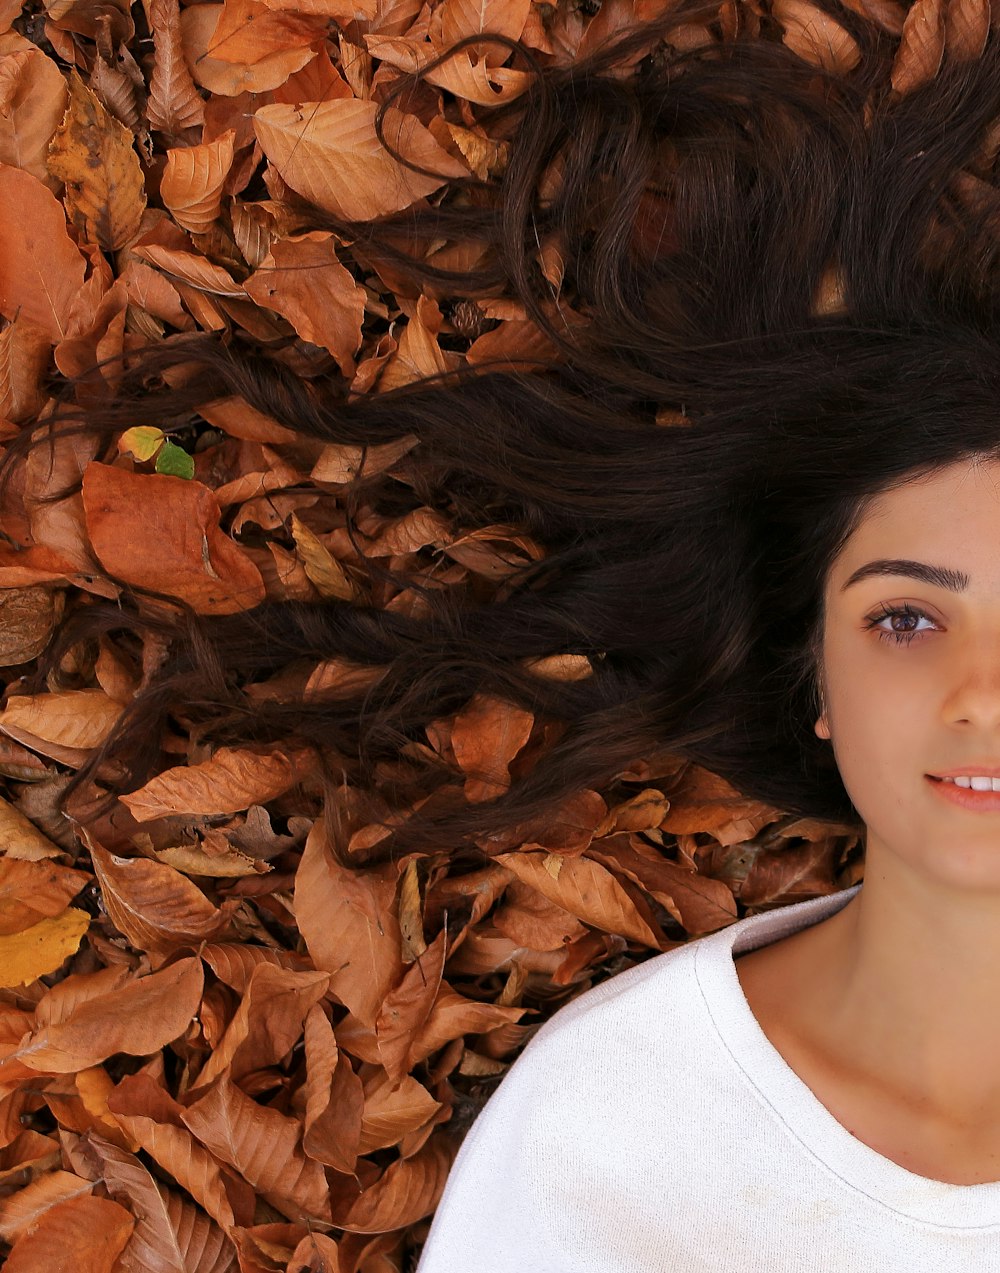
[416,882,1000,1272]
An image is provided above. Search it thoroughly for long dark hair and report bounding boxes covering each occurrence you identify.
[5,0,1000,869]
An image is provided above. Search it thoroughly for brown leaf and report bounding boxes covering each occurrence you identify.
[87,840,238,956]
[357,1068,440,1156]
[180,4,320,96]
[375,927,448,1084]
[0,688,124,760]
[1,1194,133,1273]
[205,0,329,65]
[0,162,86,341]
[145,0,206,135]
[301,1002,364,1173]
[496,850,663,947]
[180,1074,332,1223]
[191,963,330,1090]
[8,956,204,1074]
[450,692,534,802]
[944,0,990,61]
[81,463,266,615]
[771,0,861,71]
[0,857,91,934]
[244,231,367,375]
[251,98,468,221]
[107,1072,256,1234]
[0,49,68,190]
[119,744,316,821]
[890,0,945,94]
[84,1132,235,1273]
[159,130,237,236]
[0,1168,96,1243]
[293,816,403,1028]
[46,68,146,251]
[327,1132,454,1233]
[437,0,532,52]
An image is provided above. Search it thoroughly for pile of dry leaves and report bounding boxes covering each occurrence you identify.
[0,0,971,1264]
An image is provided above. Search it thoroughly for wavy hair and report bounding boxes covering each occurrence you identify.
[5,1,1000,863]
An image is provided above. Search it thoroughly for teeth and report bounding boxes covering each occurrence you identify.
[942,776,1000,791]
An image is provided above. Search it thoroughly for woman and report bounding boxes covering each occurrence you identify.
[6,1,1000,1265]
[415,453,1000,1269]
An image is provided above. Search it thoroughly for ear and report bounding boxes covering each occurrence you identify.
[815,712,831,741]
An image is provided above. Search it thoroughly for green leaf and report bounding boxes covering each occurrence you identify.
[154,442,195,479]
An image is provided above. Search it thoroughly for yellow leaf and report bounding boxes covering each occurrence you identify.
[0,907,89,987]
[118,426,165,462]
[45,69,146,251]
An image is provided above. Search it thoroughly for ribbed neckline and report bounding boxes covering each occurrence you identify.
[694,883,1000,1229]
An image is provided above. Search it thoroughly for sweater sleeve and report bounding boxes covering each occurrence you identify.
[415,1030,590,1271]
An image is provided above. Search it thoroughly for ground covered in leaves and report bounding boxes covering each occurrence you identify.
[0,0,967,1264]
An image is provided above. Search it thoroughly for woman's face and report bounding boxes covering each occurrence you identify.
[817,456,1000,893]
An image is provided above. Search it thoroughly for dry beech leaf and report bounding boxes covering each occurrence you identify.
[301,1001,365,1173]
[244,231,368,375]
[0,858,91,932]
[0,1169,97,1243]
[0,163,86,342]
[0,312,52,425]
[771,0,861,71]
[496,850,663,947]
[0,794,66,861]
[450,692,535,802]
[890,0,945,94]
[84,1133,235,1273]
[191,962,330,1090]
[87,840,239,956]
[45,68,146,251]
[0,688,123,756]
[179,3,320,96]
[107,1071,256,1233]
[145,0,207,135]
[294,816,404,1027]
[0,49,69,190]
[1,1194,133,1273]
[81,462,266,616]
[327,1133,455,1233]
[251,98,468,220]
[0,908,90,987]
[159,129,237,235]
[179,1074,333,1222]
[944,0,990,62]
[7,956,204,1074]
[120,744,316,821]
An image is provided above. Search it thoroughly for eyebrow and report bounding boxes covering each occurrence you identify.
[840,558,970,593]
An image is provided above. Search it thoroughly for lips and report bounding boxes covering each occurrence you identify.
[926,774,1000,812]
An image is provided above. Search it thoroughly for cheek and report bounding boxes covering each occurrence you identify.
[826,649,926,764]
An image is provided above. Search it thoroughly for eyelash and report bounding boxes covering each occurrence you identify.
[863,603,938,647]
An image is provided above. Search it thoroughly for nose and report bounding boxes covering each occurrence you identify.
[944,635,1000,728]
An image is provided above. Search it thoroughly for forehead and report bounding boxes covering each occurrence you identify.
[828,458,1000,591]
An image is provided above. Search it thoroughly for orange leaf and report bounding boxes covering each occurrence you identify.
[244,231,367,376]
[120,743,315,821]
[1,1194,132,1273]
[252,97,468,221]
[81,462,266,615]
[9,956,204,1073]
[496,851,662,947]
[293,817,404,1027]
[159,130,237,236]
[890,0,945,94]
[180,1074,332,1222]
[0,163,86,342]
